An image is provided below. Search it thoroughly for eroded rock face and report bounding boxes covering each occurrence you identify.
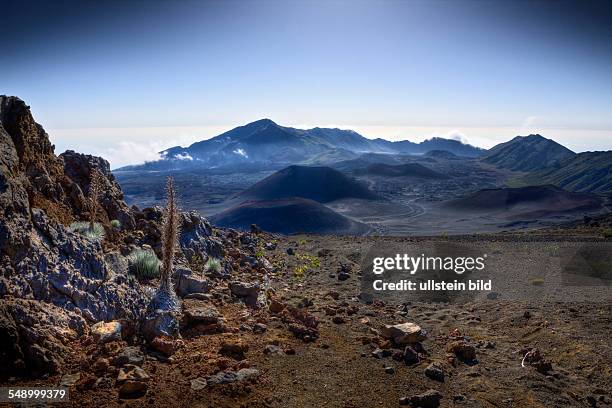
[60,150,135,229]
[0,299,88,378]
[1,209,150,323]
[0,96,132,250]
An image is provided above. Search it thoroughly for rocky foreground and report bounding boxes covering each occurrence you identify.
[0,96,610,407]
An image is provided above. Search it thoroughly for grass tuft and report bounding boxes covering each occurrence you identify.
[110,219,121,229]
[128,249,161,280]
[69,221,105,242]
[205,257,222,273]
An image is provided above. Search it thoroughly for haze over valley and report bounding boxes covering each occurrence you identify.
[115,120,612,235]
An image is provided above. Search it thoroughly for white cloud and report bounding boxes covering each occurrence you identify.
[175,152,193,161]
[91,141,163,168]
[521,115,538,130]
[233,148,248,158]
[422,129,470,144]
[48,125,230,168]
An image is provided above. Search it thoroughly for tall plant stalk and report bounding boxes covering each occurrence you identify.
[159,176,179,293]
[88,169,104,231]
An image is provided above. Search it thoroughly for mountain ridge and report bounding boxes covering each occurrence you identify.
[119,119,485,170]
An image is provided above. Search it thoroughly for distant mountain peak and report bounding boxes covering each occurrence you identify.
[248,118,277,126]
[483,133,575,172]
[513,134,545,140]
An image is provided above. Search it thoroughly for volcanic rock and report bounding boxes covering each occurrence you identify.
[229,281,261,306]
[91,321,122,344]
[424,363,445,382]
[0,298,87,377]
[174,267,210,298]
[405,389,443,408]
[381,323,427,345]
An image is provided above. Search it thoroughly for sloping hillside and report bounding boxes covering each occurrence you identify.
[446,185,602,215]
[354,162,449,179]
[211,198,370,234]
[482,134,575,172]
[239,165,378,202]
[518,151,612,193]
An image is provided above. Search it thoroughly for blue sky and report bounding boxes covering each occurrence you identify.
[3,0,612,167]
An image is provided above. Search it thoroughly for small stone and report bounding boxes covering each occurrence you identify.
[207,368,260,385]
[190,377,207,391]
[91,321,122,343]
[115,347,145,367]
[385,366,395,374]
[150,336,179,356]
[486,292,499,300]
[219,340,248,360]
[424,363,445,382]
[408,389,443,408]
[118,380,147,399]
[327,290,340,300]
[269,298,286,314]
[371,348,384,359]
[381,323,427,345]
[286,248,295,255]
[337,272,350,281]
[93,358,110,374]
[332,316,345,324]
[175,267,210,297]
[182,301,220,325]
[263,345,283,355]
[117,364,150,383]
[253,323,267,334]
[403,346,420,365]
[60,373,81,387]
[446,340,476,362]
[229,281,261,306]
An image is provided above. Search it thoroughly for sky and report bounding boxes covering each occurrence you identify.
[3,0,612,168]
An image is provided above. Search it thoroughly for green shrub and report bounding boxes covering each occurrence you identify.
[69,221,105,242]
[205,257,222,273]
[110,219,121,229]
[128,249,160,280]
[602,229,612,238]
[293,264,307,279]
